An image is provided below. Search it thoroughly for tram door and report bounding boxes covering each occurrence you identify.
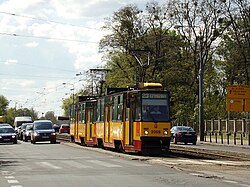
[104,105,111,143]
[129,100,135,145]
[85,108,93,141]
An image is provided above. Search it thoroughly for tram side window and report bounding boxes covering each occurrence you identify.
[117,95,123,121]
[80,103,85,123]
[100,99,104,122]
[96,100,100,122]
[112,96,118,121]
[135,95,141,121]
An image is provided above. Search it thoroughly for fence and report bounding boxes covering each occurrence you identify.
[204,119,250,146]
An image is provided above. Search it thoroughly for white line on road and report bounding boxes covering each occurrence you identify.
[63,160,92,169]
[5,176,15,179]
[8,180,19,183]
[39,162,62,169]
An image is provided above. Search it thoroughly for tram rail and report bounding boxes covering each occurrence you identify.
[56,134,250,161]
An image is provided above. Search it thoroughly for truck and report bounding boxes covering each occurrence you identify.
[14,116,33,130]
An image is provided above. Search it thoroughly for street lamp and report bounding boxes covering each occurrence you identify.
[175,25,205,141]
[62,83,75,102]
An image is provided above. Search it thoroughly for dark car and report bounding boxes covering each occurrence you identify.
[59,124,70,134]
[170,126,197,145]
[0,126,18,144]
[22,123,33,142]
[0,123,12,127]
[31,120,56,144]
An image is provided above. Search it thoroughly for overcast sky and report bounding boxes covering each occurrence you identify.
[0,0,165,117]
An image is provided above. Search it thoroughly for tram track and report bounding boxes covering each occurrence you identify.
[56,134,250,161]
[169,145,250,161]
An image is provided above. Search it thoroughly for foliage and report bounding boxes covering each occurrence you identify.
[0,95,9,116]
[4,107,38,125]
[44,111,57,124]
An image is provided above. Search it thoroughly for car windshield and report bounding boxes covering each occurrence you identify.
[61,125,70,128]
[26,124,33,130]
[21,124,27,129]
[0,127,15,133]
[34,122,53,130]
[176,127,194,131]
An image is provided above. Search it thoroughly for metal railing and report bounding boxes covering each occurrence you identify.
[204,119,250,146]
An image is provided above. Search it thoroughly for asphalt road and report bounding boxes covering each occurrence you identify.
[0,140,249,187]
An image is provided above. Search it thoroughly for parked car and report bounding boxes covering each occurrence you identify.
[22,123,33,142]
[31,120,56,144]
[170,126,197,145]
[59,124,70,134]
[0,126,17,144]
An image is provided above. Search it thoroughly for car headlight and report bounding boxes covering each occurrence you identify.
[0,136,2,139]
[34,132,39,136]
[12,135,16,138]
[51,133,56,135]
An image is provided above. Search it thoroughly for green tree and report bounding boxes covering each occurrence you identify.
[45,111,57,124]
[0,95,9,115]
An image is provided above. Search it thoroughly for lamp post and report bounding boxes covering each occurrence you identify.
[199,37,205,141]
[175,25,205,141]
[62,82,75,106]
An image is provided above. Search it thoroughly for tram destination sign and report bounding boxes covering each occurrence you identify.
[226,85,250,112]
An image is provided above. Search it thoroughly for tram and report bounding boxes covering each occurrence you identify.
[69,83,171,154]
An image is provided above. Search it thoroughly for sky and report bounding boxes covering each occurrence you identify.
[0,0,166,117]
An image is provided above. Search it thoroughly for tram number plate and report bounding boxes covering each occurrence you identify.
[151,130,161,134]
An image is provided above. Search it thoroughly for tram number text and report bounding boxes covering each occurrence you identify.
[151,130,161,134]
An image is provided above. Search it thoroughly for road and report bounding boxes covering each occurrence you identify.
[0,141,249,187]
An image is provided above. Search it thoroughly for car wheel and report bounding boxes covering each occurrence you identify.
[24,136,28,142]
[193,141,197,145]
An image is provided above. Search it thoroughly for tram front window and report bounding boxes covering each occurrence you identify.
[141,97,169,122]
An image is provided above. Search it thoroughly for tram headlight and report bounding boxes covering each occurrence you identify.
[163,128,168,135]
[144,128,149,135]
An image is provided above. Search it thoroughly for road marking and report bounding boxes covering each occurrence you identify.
[87,160,122,167]
[222,180,238,184]
[5,176,15,179]
[63,160,92,169]
[8,180,19,183]
[10,186,23,187]
[39,162,62,169]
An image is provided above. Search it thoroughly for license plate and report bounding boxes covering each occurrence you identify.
[4,139,11,141]
[42,136,49,138]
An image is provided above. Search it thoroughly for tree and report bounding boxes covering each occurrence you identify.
[0,95,9,116]
[44,111,57,124]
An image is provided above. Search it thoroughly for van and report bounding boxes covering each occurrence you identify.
[14,116,33,130]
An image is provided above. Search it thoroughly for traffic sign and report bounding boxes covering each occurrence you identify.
[227,85,250,99]
[226,85,250,112]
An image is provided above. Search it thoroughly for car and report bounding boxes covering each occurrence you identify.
[59,124,70,134]
[170,126,197,145]
[17,123,29,140]
[0,123,12,127]
[22,123,33,142]
[0,126,18,144]
[30,120,56,144]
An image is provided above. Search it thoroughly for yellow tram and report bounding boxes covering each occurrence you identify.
[70,83,171,154]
